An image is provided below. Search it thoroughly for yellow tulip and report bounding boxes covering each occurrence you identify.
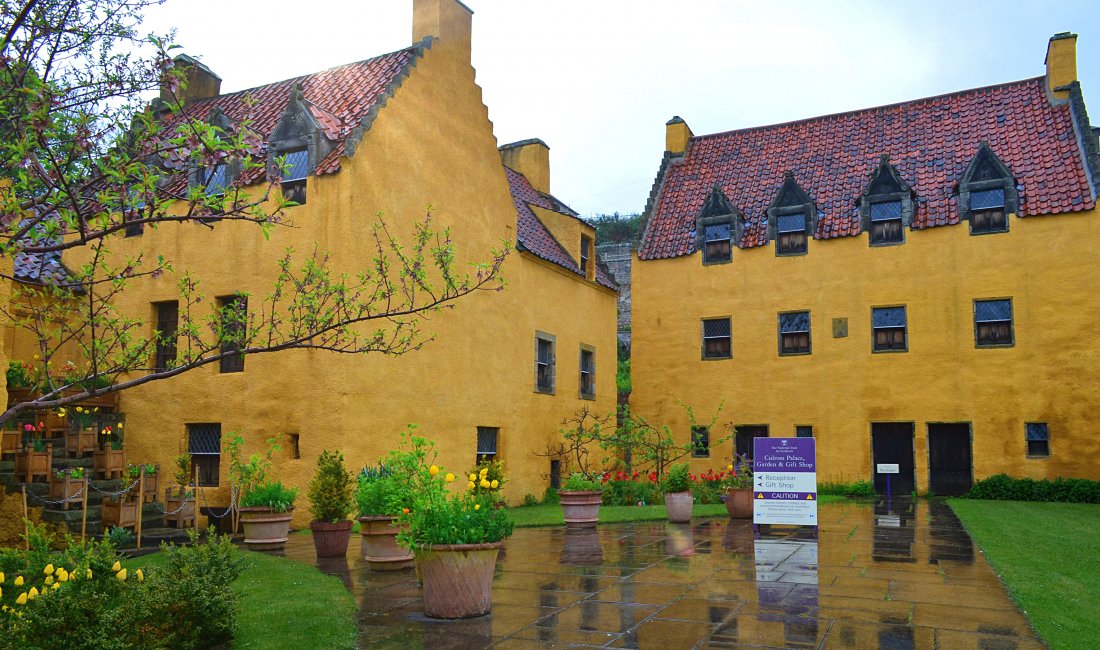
[14,576,23,586]
[28,587,38,600]
[51,582,60,590]
[0,571,5,583]
[43,563,54,575]
[479,468,488,478]
[111,561,121,572]
[15,592,26,605]
[56,569,68,583]
[136,569,144,582]
[490,480,499,489]
[445,473,456,483]
[44,576,53,585]
[479,479,490,489]
[727,465,734,472]
[429,465,439,476]
[116,568,127,581]
[467,481,475,490]
[85,569,92,580]
[474,504,481,511]
[0,586,2,598]
[469,473,477,482]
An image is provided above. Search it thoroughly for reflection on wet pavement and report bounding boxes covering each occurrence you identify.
[280,499,1043,648]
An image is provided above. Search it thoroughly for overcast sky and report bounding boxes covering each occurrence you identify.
[144,0,1100,218]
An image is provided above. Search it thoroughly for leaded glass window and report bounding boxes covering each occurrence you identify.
[872,306,907,352]
[870,200,903,244]
[702,318,731,359]
[974,299,1013,347]
[1025,423,1049,457]
[779,311,811,355]
[704,223,732,263]
[188,423,221,487]
[776,213,808,254]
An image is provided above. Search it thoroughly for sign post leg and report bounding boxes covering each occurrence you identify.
[887,473,892,508]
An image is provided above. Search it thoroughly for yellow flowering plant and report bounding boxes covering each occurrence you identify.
[465,459,507,505]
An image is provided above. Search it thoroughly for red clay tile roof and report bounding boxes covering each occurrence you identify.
[158,45,422,189]
[505,167,616,290]
[639,77,1097,260]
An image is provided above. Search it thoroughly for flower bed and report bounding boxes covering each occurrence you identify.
[596,466,745,506]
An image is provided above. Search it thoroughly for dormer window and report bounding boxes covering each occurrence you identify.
[580,234,592,274]
[201,163,228,196]
[278,148,309,205]
[869,200,904,244]
[695,184,740,265]
[767,172,815,256]
[959,144,1017,236]
[859,156,915,247]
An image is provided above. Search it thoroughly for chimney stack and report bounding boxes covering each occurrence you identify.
[161,54,222,104]
[1045,32,1077,101]
[666,116,693,155]
[500,139,551,195]
[413,0,473,62]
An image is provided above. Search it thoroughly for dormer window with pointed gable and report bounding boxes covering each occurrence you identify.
[695,184,740,264]
[767,172,815,256]
[189,107,238,199]
[859,156,915,246]
[958,143,1018,235]
[269,84,335,208]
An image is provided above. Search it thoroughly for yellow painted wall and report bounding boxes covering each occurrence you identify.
[530,205,595,273]
[632,208,1100,491]
[92,22,617,526]
[4,288,85,369]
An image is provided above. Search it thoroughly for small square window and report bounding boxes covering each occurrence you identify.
[691,426,710,458]
[779,311,811,355]
[202,164,228,196]
[154,301,179,372]
[187,423,221,487]
[776,213,807,255]
[704,223,732,263]
[476,426,499,465]
[702,318,731,359]
[796,425,814,438]
[1025,423,1049,457]
[579,347,595,398]
[974,299,1013,347]
[870,201,903,244]
[218,295,247,373]
[872,306,907,352]
[535,334,555,393]
[279,149,309,205]
[970,189,1007,234]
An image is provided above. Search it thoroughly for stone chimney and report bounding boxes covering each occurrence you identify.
[500,139,550,195]
[161,54,222,104]
[1045,32,1077,101]
[413,0,473,61]
[666,116,693,155]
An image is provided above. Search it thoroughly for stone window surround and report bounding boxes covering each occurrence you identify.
[859,156,915,247]
[534,330,556,394]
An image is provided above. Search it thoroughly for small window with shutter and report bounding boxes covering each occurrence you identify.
[702,318,732,359]
[974,299,1013,347]
[579,345,596,399]
[476,426,499,465]
[535,331,556,394]
[187,423,221,487]
[779,311,811,355]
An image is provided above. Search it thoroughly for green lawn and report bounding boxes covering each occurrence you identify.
[947,499,1100,649]
[128,548,357,650]
[507,495,843,527]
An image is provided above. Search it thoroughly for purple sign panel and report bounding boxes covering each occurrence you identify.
[753,438,818,526]
[754,438,816,473]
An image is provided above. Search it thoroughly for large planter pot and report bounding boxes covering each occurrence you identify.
[15,444,52,483]
[311,520,353,558]
[240,506,293,551]
[664,491,694,523]
[359,516,414,570]
[94,447,126,479]
[102,497,138,530]
[49,475,87,510]
[723,487,753,519]
[559,490,602,529]
[416,542,502,619]
[164,489,196,529]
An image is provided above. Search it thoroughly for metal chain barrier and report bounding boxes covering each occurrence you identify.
[88,478,140,498]
[20,483,87,507]
[152,497,197,517]
[196,484,237,520]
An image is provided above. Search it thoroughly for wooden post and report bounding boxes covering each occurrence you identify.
[21,484,29,550]
[136,468,144,549]
[81,479,89,541]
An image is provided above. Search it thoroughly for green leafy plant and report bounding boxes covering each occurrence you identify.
[239,481,299,512]
[106,526,135,549]
[661,463,692,493]
[54,467,85,480]
[173,453,192,491]
[356,426,439,517]
[721,455,754,490]
[6,360,36,390]
[818,479,875,497]
[308,449,353,522]
[355,464,403,517]
[966,474,1100,503]
[562,473,602,492]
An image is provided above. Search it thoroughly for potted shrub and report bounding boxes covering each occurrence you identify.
[720,456,754,519]
[307,449,354,558]
[356,463,414,570]
[559,473,603,529]
[396,437,514,619]
[661,462,694,523]
[466,458,507,507]
[49,467,87,510]
[15,421,52,482]
[165,454,196,529]
[124,463,160,502]
[239,480,299,551]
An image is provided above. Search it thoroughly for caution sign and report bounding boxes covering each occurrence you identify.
[753,438,818,526]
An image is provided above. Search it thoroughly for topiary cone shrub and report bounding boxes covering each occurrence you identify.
[308,449,354,558]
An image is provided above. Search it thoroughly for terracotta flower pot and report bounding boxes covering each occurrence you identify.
[311,519,353,558]
[724,487,753,519]
[559,490,602,529]
[240,506,294,551]
[358,515,414,570]
[664,491,693,523]
[416,542,502,619]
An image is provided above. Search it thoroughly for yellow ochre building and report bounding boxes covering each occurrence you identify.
[631,33,1099,495]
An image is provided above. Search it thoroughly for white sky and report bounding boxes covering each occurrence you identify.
[144,0,1100,217]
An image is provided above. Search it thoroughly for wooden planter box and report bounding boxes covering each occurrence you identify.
[164,489,196,529]
[6,388,39,408]
[139,470,160,503]
[65,427,98,458]
[1,430,21,458]
[14,444,52,483]
[101,497,138,531]
[49,475,87,511]
[94,447,126,479]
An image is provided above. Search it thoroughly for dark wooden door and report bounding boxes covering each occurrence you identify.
[735,425,769,462]
[871,423,915,494]
[928,423,972,496]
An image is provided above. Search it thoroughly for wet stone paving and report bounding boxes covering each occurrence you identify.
[281,499,1043,649]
